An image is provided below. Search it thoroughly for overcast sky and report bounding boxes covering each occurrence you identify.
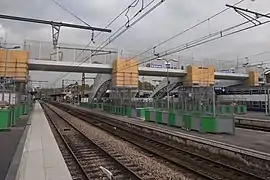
[0,0,270,87]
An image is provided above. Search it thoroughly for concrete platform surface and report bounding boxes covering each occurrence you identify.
[69,104,270,154]
[16,102,72,180]
[0,115,29,180]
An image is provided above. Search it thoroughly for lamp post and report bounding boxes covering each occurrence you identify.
[157,58,178,110]
[0,45,20,103]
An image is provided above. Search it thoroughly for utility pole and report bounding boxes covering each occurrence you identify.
[82,73,85,97]
[62,79,65,93]
[142,76,145,90]
[157,58,178,110]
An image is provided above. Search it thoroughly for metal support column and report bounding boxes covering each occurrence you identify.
[62,80,65,93]
[82,73,85,97]
[212,86,216,117]
[2,49,8,101]
[166,62,170,110]
[268,89,270,116]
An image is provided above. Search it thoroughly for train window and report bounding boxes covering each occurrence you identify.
[251,89,259,94]
[234,89,241,94]
[227,91,234,95]
[260,89,266,94]
[252,101,260,105]
[261,101,266,109]
[242,90,250,94]
[252,104,260,108]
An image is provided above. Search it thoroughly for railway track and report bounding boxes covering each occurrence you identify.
[52,102,266,180]
[42,103,144,180]
[235,119,270,132]
[43,104,89,180]
[236,123,270,132]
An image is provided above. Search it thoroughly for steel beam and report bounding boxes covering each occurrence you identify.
[0,14,111,47]
[226,4,270,20]
[0,14,112,32]
[58,46,117,53]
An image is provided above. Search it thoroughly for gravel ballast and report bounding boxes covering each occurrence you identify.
[49,105,193,180]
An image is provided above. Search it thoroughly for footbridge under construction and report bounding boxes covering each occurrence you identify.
[27,58,259,103]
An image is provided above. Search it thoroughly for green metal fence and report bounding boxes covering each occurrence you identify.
[79,102,235,134]
[0,102,31,130]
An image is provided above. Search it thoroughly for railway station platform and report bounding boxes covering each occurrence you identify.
[68,104,270,155]
[0,115,29,180]
[10,102,72,180]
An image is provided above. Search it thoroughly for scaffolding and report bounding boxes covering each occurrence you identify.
[176,86,215,114]
[109,86,138,107]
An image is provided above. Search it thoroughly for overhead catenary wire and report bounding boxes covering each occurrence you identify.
[125,0,140,27]
[138,19,270,70]
[236,50,270,61]
[159,20,252,55]
[112,0,251,73]
[49,0,165,87]
[50,0,92,27]
[50,0,255,87]
[86,0,157,61]
[114,9,270,74]
[123,0,246,64]
[95,0,143,39]
[49,0,150,87]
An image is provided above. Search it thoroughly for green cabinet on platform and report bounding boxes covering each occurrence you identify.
[183,114,192,129]
[201,116,216,133]
[0,108,10,130]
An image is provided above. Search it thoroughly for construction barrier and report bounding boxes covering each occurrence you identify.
[0,102,31,130]
[143,109,234,134]
[0,108,10,130]
[79,103,235,134]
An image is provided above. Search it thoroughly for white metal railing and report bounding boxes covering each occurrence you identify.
[0,39,249,75]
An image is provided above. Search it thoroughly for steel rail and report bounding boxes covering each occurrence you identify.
[42,102,143,180]
[41,103,90,180]
[54,102,267,180]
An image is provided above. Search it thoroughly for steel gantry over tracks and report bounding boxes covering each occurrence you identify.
[0,14,111,47]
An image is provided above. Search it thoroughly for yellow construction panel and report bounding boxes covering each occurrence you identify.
[113,72,138,77]
[112,63,138,87]
[114,68,137,73]
[184,65,214,86]
[112,79,138,84]
[0,50,28,63]
[0,68,28,73]
[0,50,28,81]
[113,77,124,81]
[0,63,27,68]
[112,59,138,73]
[112,72,138,77]
[245,71,259,86]
[112,79,138,87]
